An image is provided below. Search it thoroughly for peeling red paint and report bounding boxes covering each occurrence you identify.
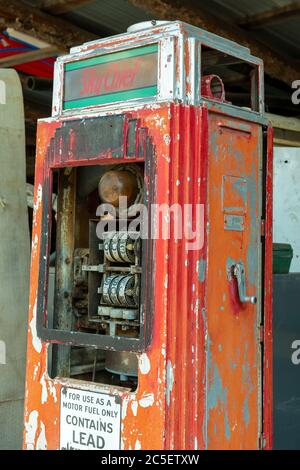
[24,21,272,451]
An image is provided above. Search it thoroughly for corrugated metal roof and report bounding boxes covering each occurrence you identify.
[212,0,294,17]
[64,0,300,60]
[204,0,300,59]
[64,0,153,35]
[265,18,300,49]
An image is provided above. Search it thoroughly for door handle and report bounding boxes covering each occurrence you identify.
[231,262,257,305]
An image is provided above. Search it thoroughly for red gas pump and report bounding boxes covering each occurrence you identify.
[24,20,273,450]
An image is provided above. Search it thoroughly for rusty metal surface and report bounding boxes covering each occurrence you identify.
[206,113,262,449]
[24,103,273,449]
[51,169,76,378]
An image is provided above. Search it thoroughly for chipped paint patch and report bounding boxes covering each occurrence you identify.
[131,400,138,417]
[208,365,227,409]
[33,184,43,227]
[121,397,129,420]
[48,379,58,403]
[164,134,171,145]
[243,396,250,427]
[242,344,254,392]
[135,439,142,450]
[29,300,42,353]
[40,372,58,404]
[153,114,166,129]
[208,364,231,440]
[40,373,48,404]
[139,393,154,408]
[139,353,151,375]
[31,234,39,255]
[197,258,206,283]
[33,363,40,380]
[36,421,47,450]
[166,360,174,407]
[194,298,200,316]
[24,410,39,449]
[224,412,230,440]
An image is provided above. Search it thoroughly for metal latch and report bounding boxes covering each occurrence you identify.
[230,262,257,305]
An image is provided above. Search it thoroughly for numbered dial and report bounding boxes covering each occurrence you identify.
[101,274,138,307]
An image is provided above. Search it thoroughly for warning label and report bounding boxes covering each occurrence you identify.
[60,387,121,450]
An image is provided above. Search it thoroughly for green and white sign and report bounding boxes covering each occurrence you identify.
[63,44,158,110]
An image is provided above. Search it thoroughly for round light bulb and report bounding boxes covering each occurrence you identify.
[98,170,139,208]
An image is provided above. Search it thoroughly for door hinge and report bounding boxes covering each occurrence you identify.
[261,219,266,237]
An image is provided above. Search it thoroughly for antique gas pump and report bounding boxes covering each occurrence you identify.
[24,21,273,450]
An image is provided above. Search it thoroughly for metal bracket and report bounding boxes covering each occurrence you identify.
[82,264,104,273]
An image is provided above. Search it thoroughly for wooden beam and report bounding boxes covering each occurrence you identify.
[239,2,300,29]
[42,0,94,15]
[128,0,300,86]
[227,92,299,114]
[0,0,97,50]
[266,113,300,133]
[0,46,59,67]
[266,113,300,147]
[273,128,300,147]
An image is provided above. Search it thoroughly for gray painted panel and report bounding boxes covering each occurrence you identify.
[0,69,30,449]
[0,400,24,450]
[273,273,300,449]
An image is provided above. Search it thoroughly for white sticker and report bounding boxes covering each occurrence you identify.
[60,387,121,450]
